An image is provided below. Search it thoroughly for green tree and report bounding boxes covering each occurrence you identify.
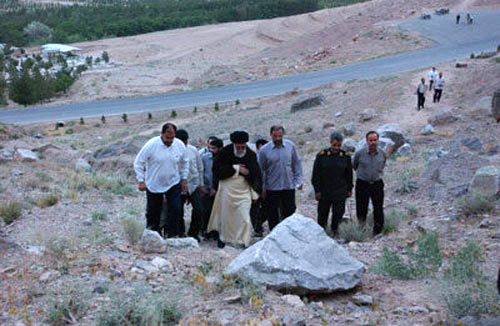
[23,21,53,44]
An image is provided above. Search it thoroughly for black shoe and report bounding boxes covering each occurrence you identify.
[217,239,226,248]
[253,230,263,238]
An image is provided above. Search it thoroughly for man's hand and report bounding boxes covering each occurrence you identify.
[261,189,267,199]
[181,179,188,193]
[138,182,147,192]
[297,184,303,190]
[239,164,249,176]
[315,192,321,201]
[210,188,217,197]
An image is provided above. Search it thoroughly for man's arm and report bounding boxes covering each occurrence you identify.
[195,150,204,190]
[352,151,360,171]
[258,148,268,190]
[345,154,353,195]
[311,154,321,199]
[178,144,189,192]
[133,142,150,191]
[291,144,303,189]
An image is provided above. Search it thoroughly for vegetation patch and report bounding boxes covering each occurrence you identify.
[35,193,59,208]
[382,209,407,234]
[121,216,144,245]
[459,191,495,216]
[338,219,371,242]
[0,200,23,224]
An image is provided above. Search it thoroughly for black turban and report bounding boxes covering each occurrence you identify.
[230,130,249,143]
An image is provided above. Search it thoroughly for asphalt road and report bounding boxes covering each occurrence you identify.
[1,10,499,125]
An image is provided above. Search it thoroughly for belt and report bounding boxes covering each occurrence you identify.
[357,179,381,185]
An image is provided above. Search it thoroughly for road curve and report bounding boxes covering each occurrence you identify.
[1,10,499,125]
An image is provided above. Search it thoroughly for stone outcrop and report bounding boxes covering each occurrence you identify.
[290,94,325,113]
[376,123,408,149]
[428,107,458,126]
[225,214,364,294]
[469,166,500,197]
[15,148,39,162]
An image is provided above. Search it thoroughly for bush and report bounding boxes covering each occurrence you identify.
[121,113,128,123]
[79,117,84,125]
[23,21,53,44]
[383,209,406,234]
[147,112,152,120]
[91,210,107,222]
[101,115,106,124]
[0,200,23,224]
[121,216,144,245]
[214,102,219,111]
[102,51,110,63]
[406,204,418,217]
[65,128,74,135]
[371,232,442,279]
[460,192,495,216]
[170,110,177,118]
[36,194,59,208]
[338,219,371,242]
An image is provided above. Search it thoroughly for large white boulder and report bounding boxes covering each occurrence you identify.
[469,166,500,197]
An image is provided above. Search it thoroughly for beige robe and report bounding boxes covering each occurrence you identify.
[207,165,258,247]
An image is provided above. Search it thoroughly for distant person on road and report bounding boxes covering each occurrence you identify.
[416,78,427,111]
[312,132,353,236]
[433,72,445,103]
[134,122,188,238]
[466,12,473,24]
[428,67,438,90]
[258,125,303,231]
[456,14,460,24]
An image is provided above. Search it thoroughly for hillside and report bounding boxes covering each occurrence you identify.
[1,0,500,325]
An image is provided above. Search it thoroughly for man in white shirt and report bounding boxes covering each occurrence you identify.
[175,129,204,241]
[433,72,445,103]
[134,122,189,238]
[428,67,437,90]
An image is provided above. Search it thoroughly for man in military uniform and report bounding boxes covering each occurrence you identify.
[312,132,353,235]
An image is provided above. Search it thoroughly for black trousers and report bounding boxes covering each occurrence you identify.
[250,198,267,233]
[181,187,204,238]
[433,89,442,103]
[417,93,425,109]
[317,198,346,233]
[266,189,296,231]
[146,183,182,238]
[201,193,214,233]
[355,179,384,234]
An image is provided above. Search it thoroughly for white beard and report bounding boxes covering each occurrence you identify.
[233,145,247,158]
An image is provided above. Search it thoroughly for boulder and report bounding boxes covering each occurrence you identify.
[290,94,325,113]
[342,122,356,136]
[421,124,435,135]
[0,149,14,162]
[473,96,493,116]
[428,107,458,126]
[342,138,358,153]
[134,259,159,273]
[165,237,199,249]
[420,152,490,200]
[94,142,140,159]
[455,62,468,68]
[225,214,364,294]
[138,230,167,254]
[493,90,500,123]
[75,158,92,172]
[356,137,395,155]
[469,166,500,197]
[451,137,483,152]
[396,143,412,157]
[359,108,375,122]
[14,149,39,162]
[376,123,408,149]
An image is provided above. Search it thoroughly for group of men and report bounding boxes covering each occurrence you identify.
[416,67,446,110]
[134,123,387,248]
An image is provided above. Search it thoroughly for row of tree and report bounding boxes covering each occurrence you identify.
[0,0,334,46]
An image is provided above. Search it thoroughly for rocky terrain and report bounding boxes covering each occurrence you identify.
[1,0,500,325]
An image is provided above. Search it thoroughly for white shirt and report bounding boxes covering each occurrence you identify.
[435,76,445,90]
[428,69,438,82]
[186,144,204,194]
[134,136,188,193]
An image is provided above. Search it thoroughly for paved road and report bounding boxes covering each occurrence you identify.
[1,10,499,125]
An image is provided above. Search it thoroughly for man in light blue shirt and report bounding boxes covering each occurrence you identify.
[258,125,303,230]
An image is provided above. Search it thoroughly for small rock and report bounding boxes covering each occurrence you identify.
[165,237,199,249]
[409,306,428,314]
[223,295,242,304]
[322,122,335,129]
[352,293,373,306]
[134,260,159,273]
[478,218,490,229]
[310,301,324,309]
[359,108,375,122]
[282,294,305,308]
[151,257,173,271]
[304,126,313,133]
[455,62,468,68]
[14,149,39,162]
[109,268,123,277]
[39,270,60,282]
[282,313,306,326]
[421,124,434,135]
[469,165,500,197]
[342,122,356,136]
[335,111,343,117]
[76,158,92,172]
[139,230,167,254]
[290,94,325,113]
[93,281,108,294]
[11,169,23,176]
[259,321,273,326]
[0,149,14,161]
[428,107,458,126]
[396,143,412,157]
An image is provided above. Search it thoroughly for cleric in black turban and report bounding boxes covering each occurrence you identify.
[230,130,249,143]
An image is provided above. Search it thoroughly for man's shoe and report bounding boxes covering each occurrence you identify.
[217,239,226,248]
[253,230,263,238]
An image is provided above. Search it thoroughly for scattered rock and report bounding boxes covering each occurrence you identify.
[396,143,412,157]
[451,137,483,152]
[134,259,159,273]
[165,237,199,249]
[322,122,335,129]
[282,294,305,308]
[342,138,358,153]
[39,270,60,282]
[455,62,468,68]
[492,89,500,123]
[359,108,375,122]
[14,149,39,162]
[342,122,356,136]
[225,214,364,294]
[428,107,458,126]
[222,295,242,304]
[478,218,491,229]
[282,313,306,326]
[290,94,325,113]
[76,158,92,172]
[94,142,140,159]
[138,230,167,254]
[335,111,343,118]
[473,96,493,116]
[420,152,490,200]
[376,123,408,149]
[469,165,500,197]
[352,293,373,306]
[171,77,188,85]
[420,124,434,135]
[151,257,173,270]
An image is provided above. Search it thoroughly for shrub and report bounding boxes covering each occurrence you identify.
[394,168,418,194]
[102,51,110,63]
[383,209,406,234]
[0,200,23,224]
[338,219,371,242]
[79,117,84,125]
[214,102,219,111]
[121,113,128,123]
[147,112,152,120]
[193,106,197,113]
[91,210,107,222]
[65,128,74,135]
[371,232,442,279]
[23,21,53,44]
[101,115,106,124]
[170,110,177,118]
[36,193,59,208]
[406,204,418,217]
[496,57,500,63]
[460,192,495,216]
[235,99,240,105]
[121,216,144,245]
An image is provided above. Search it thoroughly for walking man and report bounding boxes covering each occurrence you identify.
[417,78,427,110]
[258,125,303,231]
[312,132,353,236]
[353,131,387,235]
[456,14,460,24]
[134,123,188,238]
[433,72,445,103]
[251,138,269,237]
[200,137,223,236]
[175,129,205,241]
[428,67,437,91]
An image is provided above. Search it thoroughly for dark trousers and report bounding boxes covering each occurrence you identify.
[355,179,384,234]
[433,89,442,103]
[186,188,204,237]
[146,183,182,238]
[201,193,215,233]
[429,80,434,90]
[317,198,346,233]
[417,93,425,109]
[250,198,267,233]
[266,189,296,231]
